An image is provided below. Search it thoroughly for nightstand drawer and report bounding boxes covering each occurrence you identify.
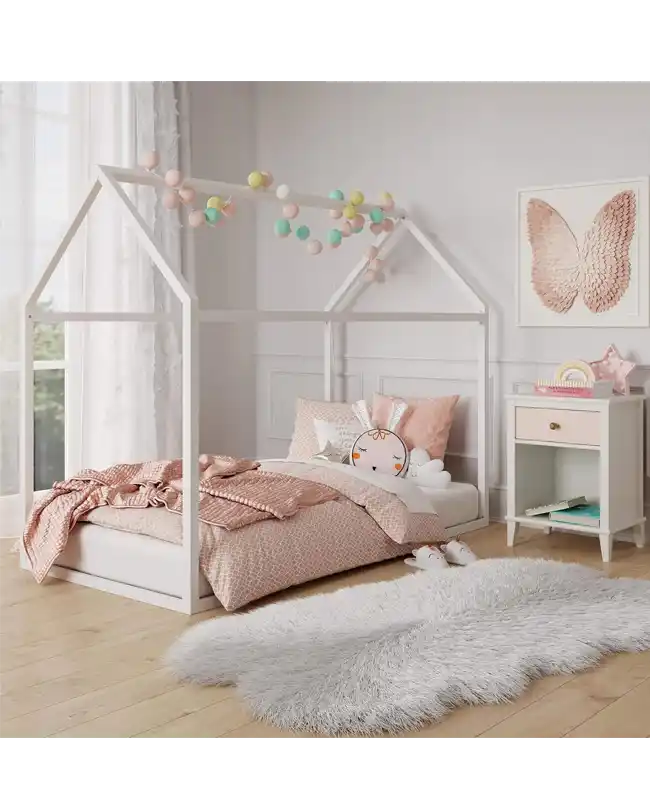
[515,407,600,446]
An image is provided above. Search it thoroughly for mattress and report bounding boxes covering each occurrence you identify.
[427,482,479,528]
[55,523,214,599]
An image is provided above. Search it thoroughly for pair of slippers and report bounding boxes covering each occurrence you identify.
[405,539,477,570]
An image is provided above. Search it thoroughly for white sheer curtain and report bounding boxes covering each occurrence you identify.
[0,82,182,537]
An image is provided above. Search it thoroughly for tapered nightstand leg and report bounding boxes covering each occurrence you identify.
[599,533,613,563]
[507,521,520,547]
[633,524,646,549]
[543,526,552,535]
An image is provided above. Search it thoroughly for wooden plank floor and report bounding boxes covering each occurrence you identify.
[2,524,649,738]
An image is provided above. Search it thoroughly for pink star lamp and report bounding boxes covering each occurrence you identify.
[590,345,636,395]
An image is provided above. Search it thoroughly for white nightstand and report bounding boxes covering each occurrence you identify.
[506,394,646,562]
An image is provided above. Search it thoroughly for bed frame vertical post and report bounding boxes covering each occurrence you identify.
[181,297,200,613]
[477,313,490,522]
[324,321,334,401]
[19,308,35,566]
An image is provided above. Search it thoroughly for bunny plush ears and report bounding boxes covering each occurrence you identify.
[351,399,408,433]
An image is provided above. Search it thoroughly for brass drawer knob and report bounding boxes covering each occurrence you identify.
[549,422,560,430]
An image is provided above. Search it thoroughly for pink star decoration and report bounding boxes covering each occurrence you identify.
[589,344,636,395]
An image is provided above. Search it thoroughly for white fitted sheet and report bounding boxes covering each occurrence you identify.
[425,482,479,528]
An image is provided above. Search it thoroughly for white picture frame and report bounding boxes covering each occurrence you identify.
[516,177,649,327]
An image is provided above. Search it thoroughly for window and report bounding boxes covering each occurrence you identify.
[0,83,76,526]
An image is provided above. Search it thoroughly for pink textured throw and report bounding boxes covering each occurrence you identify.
[22,455,338,583]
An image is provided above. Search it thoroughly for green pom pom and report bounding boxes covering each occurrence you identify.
[328,189,345,201]
[274,218,291,237]
[295,225,310,241]
[369,207,384,224]
[328,228,342,245]
[205,207,222,224]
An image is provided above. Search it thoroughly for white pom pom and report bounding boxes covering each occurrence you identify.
[276,184,291,200]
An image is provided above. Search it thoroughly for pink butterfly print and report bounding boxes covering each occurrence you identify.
[527,190,636,314]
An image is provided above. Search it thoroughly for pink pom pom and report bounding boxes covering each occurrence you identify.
[369,258,383,272]
[366,246,379,260]
[329,241,340,250]
[307,240,323,255]
[222,201,236,218]
[382,198,395,212]
[370,222,383,235]
[163,190,179,210]
[364,270,377,282]
[188,210,205,228]
[382,218,395,232]
[165,169,182,188]
[140,150,159,170]
[282,203,299,219]
[340,222,352,238]
[261,171,274,188]
[329,209,343,219]
[351,214,365,230]
[178,187,196,205]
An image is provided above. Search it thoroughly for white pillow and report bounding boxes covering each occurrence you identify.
[313,417,363,456]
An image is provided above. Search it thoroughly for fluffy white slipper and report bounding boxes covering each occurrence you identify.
[405,546,450,570]
[441,539,478,566]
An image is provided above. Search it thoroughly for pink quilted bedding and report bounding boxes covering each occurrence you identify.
[78,460,448,610]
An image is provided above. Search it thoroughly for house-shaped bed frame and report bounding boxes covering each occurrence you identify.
[20,165,490,614]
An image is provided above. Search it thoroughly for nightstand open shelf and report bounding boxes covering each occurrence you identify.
[506,394,646,562]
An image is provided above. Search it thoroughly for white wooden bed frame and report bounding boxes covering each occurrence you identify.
[20,165,490,614]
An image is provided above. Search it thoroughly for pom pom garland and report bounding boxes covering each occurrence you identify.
[165,169,182,188]
[282,203,300,219]
[222,201,236,217]
[307,239,323,255]
[370,222,383,235]
[350,190,364,206]
[207,196,224,211]
[380,191,394,211]
[343,204,357,220]
[368,258,383,272]
[205,207,223,225]
[329,189,345,201]
[328,228,343,245]
[139,150,160,170]
[366,246,379,260]
[178,187,196,205]
[248,170,264,189]
[382,218,395,233]
[296,225,311,241]
[274,218,291,238]
[188,210,206,228]
[261,171,274,188]
[276,184,291,200]
[351,214,365,232]
[340,222,352,238]
[329,209,343,219]
[369,207,384,224]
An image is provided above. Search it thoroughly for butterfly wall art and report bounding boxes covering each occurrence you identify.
[516,179,649,327]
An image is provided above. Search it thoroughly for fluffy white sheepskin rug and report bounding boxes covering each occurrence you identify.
[165,558,650,736]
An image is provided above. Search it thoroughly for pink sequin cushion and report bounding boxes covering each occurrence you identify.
[372,393,459,460]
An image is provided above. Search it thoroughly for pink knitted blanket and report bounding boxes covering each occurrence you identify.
[23,455,338,583]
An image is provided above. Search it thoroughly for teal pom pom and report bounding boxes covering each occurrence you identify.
[328,189,345,201]
[295,225,310,241]
[274,218,292,237]
[369,207,384,224]
[205,207,223,224]
[328,228,342,245]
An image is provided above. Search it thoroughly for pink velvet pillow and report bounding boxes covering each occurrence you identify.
[372,393,459,460]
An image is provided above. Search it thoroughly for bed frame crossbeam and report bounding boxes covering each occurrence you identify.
[20,164,491,615]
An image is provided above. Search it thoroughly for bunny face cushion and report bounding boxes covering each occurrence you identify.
[350,428,409,476]
[407,447,451,490]
[349,398,409,477]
